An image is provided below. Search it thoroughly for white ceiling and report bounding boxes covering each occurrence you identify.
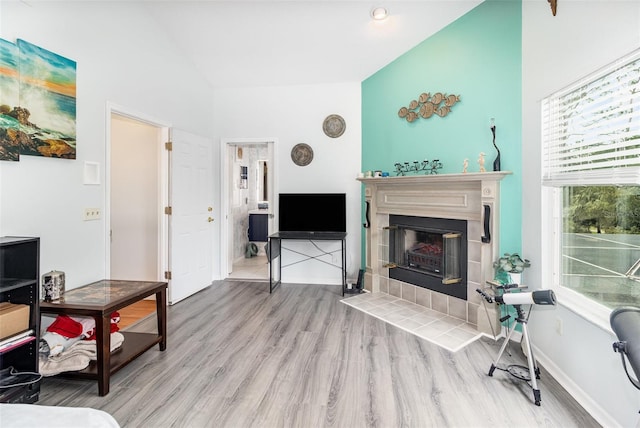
[141,1,483,88]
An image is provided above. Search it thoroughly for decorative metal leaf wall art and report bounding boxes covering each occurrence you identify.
[398,92,460,122]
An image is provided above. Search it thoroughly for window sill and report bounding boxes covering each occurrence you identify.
[554,286,614,335]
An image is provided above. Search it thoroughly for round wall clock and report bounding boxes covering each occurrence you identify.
[322,114,346,138]
[291,143,314,166]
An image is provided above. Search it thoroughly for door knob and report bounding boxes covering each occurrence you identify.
[208,207,213,212]
[208,217,214,222]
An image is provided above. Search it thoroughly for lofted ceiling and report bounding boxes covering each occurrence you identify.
[141,0,483,89]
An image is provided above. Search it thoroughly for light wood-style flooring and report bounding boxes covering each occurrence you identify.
[228,255,269,281]
[37,280,600,428]
[118,299,156,329]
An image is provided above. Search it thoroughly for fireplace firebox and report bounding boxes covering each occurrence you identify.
[386,215,468,300]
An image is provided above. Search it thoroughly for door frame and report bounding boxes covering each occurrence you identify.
[220,138,277,277]
[105,102,171,282]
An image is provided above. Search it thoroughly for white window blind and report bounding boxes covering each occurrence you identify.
[542,49,640,186]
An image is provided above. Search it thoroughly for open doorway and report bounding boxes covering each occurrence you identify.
[107,108,169,284]
[221,139,276,281]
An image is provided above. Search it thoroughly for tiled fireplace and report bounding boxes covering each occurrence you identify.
[358,172,510,335]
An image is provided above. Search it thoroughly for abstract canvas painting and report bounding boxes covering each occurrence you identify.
[0,39,20,161]
[17,39,76,159]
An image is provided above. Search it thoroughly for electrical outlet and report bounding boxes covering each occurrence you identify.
[555,317,563,336]
[84,208,101,221]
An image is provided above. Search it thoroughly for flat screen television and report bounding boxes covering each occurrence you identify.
[278,193,346,233]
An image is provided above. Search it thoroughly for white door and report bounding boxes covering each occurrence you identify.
[169,129,214,304]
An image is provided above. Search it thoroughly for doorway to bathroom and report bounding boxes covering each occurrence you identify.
[221,139,276,280]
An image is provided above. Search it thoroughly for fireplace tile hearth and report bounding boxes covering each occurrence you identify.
[341,292,482,352]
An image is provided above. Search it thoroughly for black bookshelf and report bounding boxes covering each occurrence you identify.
[0,236,41,403]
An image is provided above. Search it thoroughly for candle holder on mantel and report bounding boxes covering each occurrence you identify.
[394,159,443,176]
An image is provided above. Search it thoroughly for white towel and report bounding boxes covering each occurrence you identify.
[39,332,125,377]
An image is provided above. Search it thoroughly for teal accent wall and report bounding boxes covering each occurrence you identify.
[362,0,522,258]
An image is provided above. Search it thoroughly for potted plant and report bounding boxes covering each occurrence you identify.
[493,253,531,285]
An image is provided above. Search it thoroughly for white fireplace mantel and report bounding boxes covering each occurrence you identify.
[357,171,511,185]
[358,171,512,334]
[358,171,511,225]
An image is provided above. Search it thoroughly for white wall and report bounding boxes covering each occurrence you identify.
[214,83,362,284]
[0,2,215,288]
[522,2,640,426]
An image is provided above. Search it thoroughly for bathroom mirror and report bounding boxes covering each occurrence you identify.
[257,160,268,203]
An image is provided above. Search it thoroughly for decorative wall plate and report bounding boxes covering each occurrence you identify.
[291,143,314,166]
[322,114,346,138]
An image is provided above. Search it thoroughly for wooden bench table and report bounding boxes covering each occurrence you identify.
[40,279,167,396]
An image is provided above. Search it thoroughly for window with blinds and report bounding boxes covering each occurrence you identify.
[543,49,640,313]
[542,49,640,186]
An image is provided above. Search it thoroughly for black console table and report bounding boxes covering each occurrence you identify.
[268,231,347,295]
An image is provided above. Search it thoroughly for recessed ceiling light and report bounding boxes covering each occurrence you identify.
[371,6,389,21]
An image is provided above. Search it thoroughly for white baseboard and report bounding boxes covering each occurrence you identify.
[280,276,343,286]
[531,344,621,428]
